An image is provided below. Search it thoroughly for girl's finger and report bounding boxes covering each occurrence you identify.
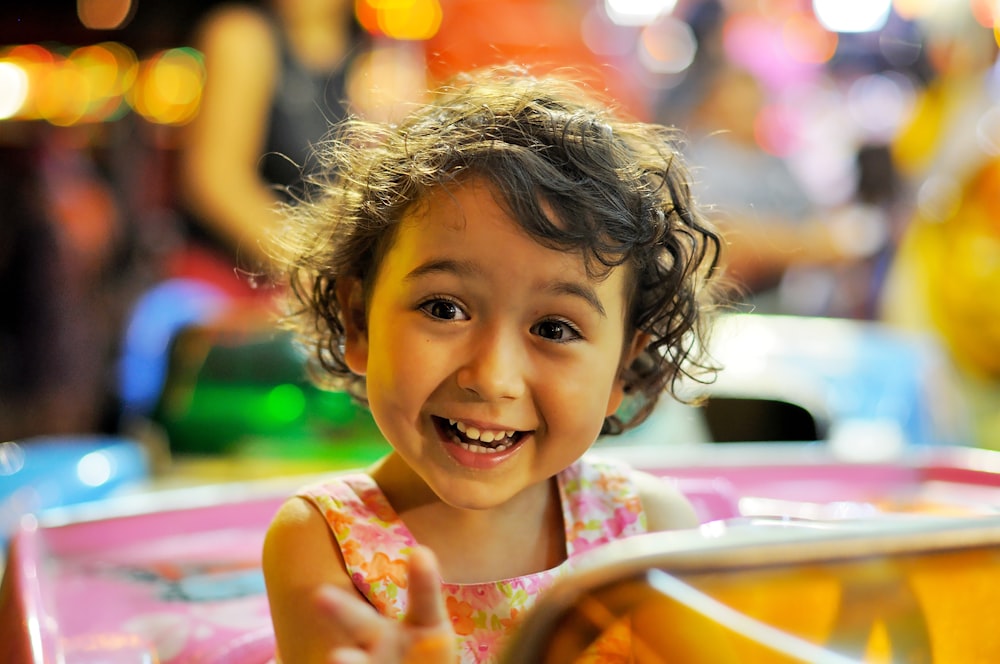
[403,548,455,664]
[403,545,448,629]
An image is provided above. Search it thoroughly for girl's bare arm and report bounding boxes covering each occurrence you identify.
[179,5,281,266]
[264,496,360,663]
[263,497,455,663]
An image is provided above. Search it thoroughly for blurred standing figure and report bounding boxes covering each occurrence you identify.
[683,65,863,315]
[176,0,371,289]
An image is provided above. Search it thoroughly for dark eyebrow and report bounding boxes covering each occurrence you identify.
[404,258,481,281]
[549,281,606,318]
[405,258,606,318]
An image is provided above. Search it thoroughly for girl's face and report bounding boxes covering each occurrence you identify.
[342,178,643,510]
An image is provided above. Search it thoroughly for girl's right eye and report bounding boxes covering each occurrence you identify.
[419,298,468,321]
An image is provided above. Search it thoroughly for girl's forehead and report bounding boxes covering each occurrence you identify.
[399,180,533,241]
[393,180,620,275]
[403,177,567,234]
[397,180,587,260]
[385,181,627,289]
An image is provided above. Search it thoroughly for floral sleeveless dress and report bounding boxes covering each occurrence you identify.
[298,455,647,663]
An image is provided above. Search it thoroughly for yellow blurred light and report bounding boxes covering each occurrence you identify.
[130,48,205,125]
[0,61,30,119]
[150,50,201,104]
[104,42,138,117]
[71,44,120,98]
[357,0,427,36]
[782,13,838,64]
[367,0,417,8]
[0,41,144,125]
[68,43,126,121]
[35,57,90,126]
[377,0,442,40]
[101,41,138,73]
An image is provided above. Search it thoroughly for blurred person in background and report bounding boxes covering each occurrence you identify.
[680,62,880,316]
[174,0,424,295]
[654,0,897,318]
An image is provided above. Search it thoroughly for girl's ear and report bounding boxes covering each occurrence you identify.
[337,278,369,375]
[604,330,651,417]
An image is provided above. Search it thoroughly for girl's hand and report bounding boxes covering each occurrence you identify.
[314,546,456,664]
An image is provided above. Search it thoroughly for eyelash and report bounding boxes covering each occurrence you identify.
[418,296,468,321]
[417,297,584,343]
[531,318,583,343]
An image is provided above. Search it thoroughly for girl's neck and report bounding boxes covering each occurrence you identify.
[370,456,567,584]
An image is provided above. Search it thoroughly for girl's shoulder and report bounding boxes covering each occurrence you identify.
[262,494,355,593]
[630,468,700,531]
[262,494,359,660]
[297,471,400,523]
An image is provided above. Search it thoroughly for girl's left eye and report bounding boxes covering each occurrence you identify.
[419,298,468,321]
[531,319,582,342]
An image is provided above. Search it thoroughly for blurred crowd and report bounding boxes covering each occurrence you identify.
[1,0,999,448]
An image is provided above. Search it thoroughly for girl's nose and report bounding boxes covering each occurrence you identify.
[456,328,527,401]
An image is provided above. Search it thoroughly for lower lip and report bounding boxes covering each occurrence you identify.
[437,428,525,469]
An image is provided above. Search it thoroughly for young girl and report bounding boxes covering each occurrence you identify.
[262,66,723,663]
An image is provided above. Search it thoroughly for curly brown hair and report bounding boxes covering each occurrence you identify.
[272,66,724,435]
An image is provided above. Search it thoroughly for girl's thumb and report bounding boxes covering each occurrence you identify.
[403,545,448,628]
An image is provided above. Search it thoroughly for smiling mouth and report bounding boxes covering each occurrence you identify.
[434,416,527,454]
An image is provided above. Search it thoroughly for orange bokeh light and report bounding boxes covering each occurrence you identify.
[782,12,838,64]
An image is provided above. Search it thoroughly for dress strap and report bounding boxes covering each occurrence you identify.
[297,473,418,619]
[559,456,648,559]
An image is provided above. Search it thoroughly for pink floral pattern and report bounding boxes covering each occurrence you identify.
[298,456,647,663]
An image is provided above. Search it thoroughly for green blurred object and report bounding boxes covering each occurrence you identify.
[152,322,390,464]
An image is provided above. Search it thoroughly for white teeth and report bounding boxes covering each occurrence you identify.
[459,442,511,454]
[449,419,513,443]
